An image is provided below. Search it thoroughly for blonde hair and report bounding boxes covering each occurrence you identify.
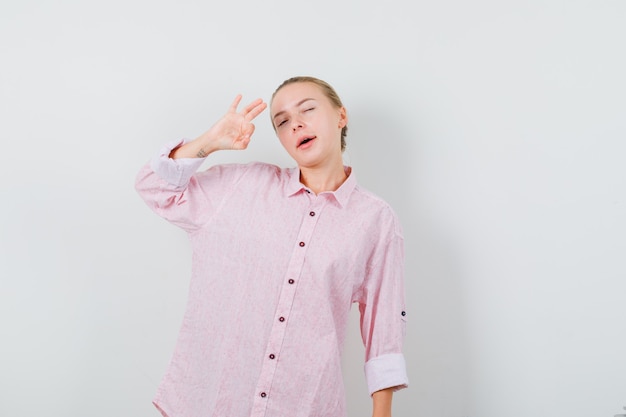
[271,76,348,152]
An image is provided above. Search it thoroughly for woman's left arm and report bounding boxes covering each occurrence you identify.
[358,230,409,395]
[355,212,408,411]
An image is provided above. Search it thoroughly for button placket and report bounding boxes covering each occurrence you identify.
[249,199,326,416]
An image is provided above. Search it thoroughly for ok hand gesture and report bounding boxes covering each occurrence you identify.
[170,95,267,159]
[205,95,267,152]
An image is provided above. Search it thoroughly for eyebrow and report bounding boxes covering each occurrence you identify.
[272,98,316,121]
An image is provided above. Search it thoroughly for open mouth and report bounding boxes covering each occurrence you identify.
[298,136,316,148]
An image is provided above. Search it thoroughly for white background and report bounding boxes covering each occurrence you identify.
[1,1,625,416]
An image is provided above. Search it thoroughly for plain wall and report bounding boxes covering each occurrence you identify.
[1,1,625,416]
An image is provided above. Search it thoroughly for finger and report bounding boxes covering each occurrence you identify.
[242,123,256,139]
[243,100,267,122]
[228,94,243,113]
[240,98,262,115]
[236,126,254,149]
[239,136,250,149]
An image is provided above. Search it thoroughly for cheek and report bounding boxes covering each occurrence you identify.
[277,134,291,150]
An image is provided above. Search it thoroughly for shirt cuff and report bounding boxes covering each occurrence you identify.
[364,353,409,396]
[149,139,205,187]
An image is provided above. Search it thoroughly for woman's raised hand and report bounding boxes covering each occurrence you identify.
[203,95,267,152]
[170,95,267,159]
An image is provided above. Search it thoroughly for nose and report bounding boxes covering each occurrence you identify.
[290,118,303,131]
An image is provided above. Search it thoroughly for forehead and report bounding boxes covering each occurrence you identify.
[271,82,326,112]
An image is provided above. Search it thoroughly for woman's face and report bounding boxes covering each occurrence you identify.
[270,82,347,169]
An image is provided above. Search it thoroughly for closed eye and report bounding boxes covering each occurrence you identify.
[277,119,288,127]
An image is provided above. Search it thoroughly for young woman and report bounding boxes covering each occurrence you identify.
[135,76,408,417]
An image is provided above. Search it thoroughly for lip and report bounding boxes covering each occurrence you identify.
[297,135,316,149]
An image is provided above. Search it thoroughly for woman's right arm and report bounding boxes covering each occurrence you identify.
[134,95,267,232]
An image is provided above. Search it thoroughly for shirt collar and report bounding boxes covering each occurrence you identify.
[285,166,357,208]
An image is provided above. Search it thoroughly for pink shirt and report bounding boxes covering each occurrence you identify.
[135,140,408,417]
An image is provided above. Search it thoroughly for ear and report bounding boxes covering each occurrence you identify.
[338,106,348,128]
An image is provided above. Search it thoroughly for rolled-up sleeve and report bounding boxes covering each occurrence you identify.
[358,229,409,395]
[149,138,205,188]
[364,353,408,395]
[135,139,247,232]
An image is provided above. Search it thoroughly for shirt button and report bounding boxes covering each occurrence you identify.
[279,316,285,322]
[309,211,315,216]
[260,392,267,398]
[269,354,275,359]
[401,311,406,316]
[299,242,305,247]
[288,279,295,284]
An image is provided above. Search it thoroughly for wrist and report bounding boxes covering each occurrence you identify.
[192,132,220,157]
[169,135,218,159]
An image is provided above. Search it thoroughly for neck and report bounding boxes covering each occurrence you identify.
[299,161,348,194]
